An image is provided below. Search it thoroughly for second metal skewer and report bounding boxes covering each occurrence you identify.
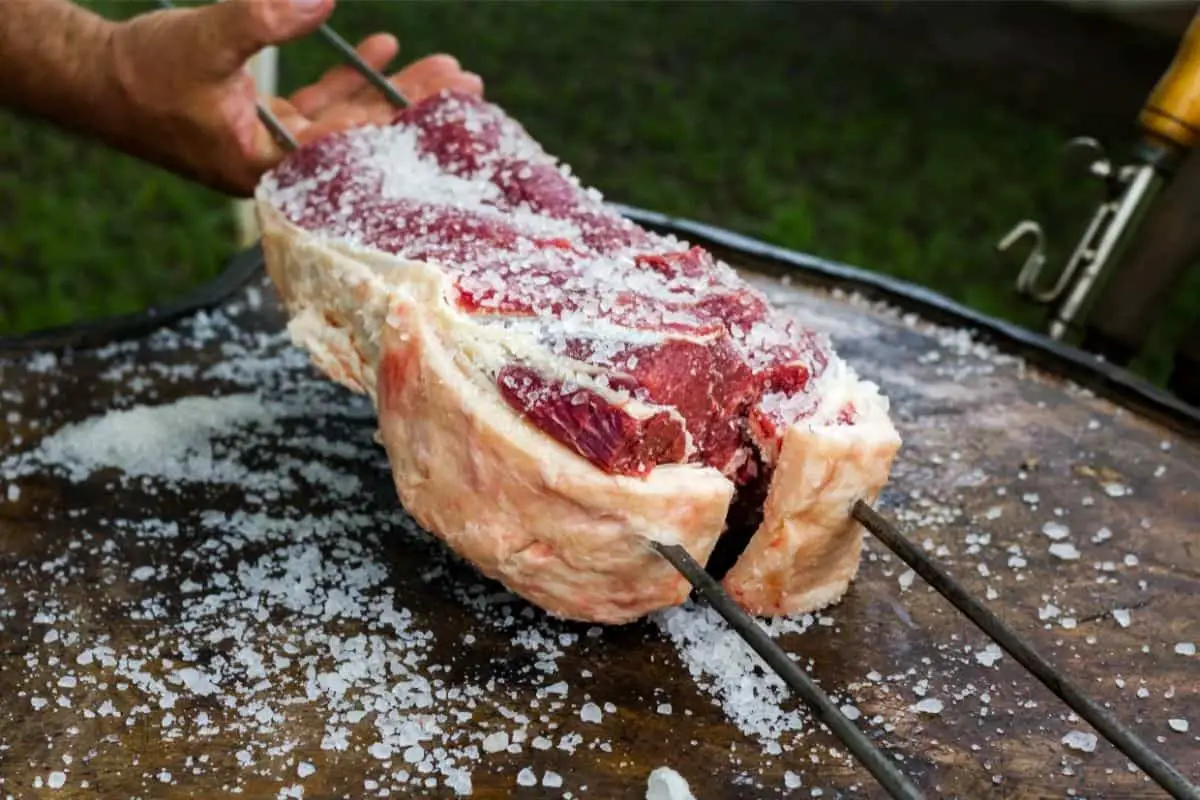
[852,501,1200,800]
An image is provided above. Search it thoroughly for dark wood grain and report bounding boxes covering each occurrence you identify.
[0,266,1195,800]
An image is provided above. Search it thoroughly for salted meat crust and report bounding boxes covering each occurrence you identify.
[254,92,903,623]
[723,400,901,616]
[258,201,734,624]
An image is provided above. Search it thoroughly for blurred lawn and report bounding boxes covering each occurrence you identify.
[1,0,1197,385]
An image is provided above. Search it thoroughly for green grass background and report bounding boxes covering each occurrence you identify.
[2,0,1197,385]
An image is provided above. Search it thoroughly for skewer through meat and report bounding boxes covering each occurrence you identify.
[255,90,901,624]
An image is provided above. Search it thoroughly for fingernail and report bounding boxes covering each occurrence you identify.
[291,0,327,11]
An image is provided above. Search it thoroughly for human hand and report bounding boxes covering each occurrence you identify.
[109,0,483,196]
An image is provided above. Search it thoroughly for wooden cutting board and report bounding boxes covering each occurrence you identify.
[0,252,1196,799]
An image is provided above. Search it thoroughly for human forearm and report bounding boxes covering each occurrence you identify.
[0,0,482,196]
[0,0,136,152]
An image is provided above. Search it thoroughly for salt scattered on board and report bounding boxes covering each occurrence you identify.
[0,263,1176,795]
[652,602,814,753]
[14,393,274,484]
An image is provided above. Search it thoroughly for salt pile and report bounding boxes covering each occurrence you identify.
[25,393,273,483]
[653,602,814,752]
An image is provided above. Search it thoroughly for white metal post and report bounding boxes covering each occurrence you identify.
[235,46,280,248]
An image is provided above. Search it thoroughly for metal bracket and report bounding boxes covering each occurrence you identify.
[996,136,1161,339]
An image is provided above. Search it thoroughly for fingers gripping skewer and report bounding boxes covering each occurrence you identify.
[153,0,299,152]
[153,3,413,150]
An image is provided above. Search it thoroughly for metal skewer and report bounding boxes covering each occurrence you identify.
[852,500,1200,800]
[314,24,411,108]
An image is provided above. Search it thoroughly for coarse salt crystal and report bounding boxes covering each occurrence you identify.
[579,702,602,723]
[1062,731,1097,753]
[1168,719,1189,733]
[130,566,156,582]
[646,766,696,800]
[47,771,67,789]
[543,771,563,788]
[975,644,1003,667]
[481,731,509,753]
[1041,522,1070,541]
[1112,609,1131,628]
[1049,543,1080,561]
[516,767,538,787]
[297,762,315,778]
[1174,642,1196,656]
[910,698,943,715]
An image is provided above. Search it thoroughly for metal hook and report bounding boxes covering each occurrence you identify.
[996,219,1048,297]
[997,136,1129,308]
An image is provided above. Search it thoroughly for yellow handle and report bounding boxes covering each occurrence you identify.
[1140,10,1200,151]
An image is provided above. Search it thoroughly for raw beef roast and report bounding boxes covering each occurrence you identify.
[254,90,901,624]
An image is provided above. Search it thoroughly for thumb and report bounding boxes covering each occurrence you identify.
[189,0,335,77]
